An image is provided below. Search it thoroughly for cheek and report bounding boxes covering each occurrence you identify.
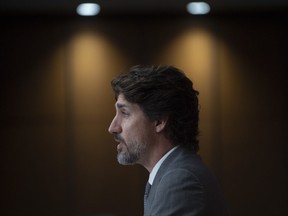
[122,124,144,144]
[120,122,136,142]
[134,124,155,144]
[121,117,154,142]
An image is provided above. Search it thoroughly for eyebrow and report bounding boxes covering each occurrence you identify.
[116,103,128,109]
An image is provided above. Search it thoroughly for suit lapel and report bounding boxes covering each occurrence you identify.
[145,147,184,212]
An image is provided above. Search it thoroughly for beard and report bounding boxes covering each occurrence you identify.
[117,139,147,165]
[117,148,139,165]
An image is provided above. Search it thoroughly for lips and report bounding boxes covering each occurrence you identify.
[113,134,125,152]
[117,143,122,152]
[114,134,124,144]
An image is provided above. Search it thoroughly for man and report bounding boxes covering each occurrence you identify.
[108,65,227,216]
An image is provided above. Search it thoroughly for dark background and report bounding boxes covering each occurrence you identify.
[1,1,288,216]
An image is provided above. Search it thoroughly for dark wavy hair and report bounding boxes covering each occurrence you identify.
[111,65,200,152]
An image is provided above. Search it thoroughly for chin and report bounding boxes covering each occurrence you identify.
[117,153,137,165]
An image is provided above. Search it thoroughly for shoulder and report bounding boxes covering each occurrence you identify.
[154,146,223,203]
[158,146,210,179]
[149,164,207,215]
[148,147,227,215]
[152,147,211,200]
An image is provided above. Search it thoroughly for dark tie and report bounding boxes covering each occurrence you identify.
[144,182,151,212]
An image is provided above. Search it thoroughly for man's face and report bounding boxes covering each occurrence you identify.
[108,94,155,165]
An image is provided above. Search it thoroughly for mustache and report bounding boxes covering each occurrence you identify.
[114,134,124,142]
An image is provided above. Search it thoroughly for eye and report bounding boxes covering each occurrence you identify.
[121,109,129,116]
[122,111,129,116]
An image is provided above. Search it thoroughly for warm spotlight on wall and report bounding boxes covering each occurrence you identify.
[186,2,210,15]
[76,3,101,16]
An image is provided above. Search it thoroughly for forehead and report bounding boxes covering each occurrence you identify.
[115,94,152,122]
[115,94,137,110]
[116,94,128,104]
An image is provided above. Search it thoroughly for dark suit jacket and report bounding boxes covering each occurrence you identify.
[144,146,228,216]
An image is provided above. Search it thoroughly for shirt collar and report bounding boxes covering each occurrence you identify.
[148,145,179,185]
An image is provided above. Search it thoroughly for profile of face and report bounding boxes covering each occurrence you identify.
[108,94,156,165]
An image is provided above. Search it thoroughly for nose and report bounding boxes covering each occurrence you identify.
[108,116,121,134]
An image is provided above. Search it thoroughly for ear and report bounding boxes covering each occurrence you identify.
[154,117,168,133]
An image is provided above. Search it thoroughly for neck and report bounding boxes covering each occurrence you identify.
[140,137,175,173]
